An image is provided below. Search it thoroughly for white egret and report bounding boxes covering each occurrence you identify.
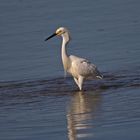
[45,27,103,90]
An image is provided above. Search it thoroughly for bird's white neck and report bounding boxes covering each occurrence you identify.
[61,32,71,71]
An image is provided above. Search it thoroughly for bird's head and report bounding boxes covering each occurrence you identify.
[56,27,68,35]
[45,27,71,42]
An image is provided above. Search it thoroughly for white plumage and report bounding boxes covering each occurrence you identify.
[45,27,103,90]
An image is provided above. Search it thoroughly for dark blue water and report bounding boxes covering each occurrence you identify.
[0,0,140,139]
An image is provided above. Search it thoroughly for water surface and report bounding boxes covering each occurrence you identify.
[0,0,140,139]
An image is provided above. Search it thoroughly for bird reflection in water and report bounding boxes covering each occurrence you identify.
[67,90,101,140]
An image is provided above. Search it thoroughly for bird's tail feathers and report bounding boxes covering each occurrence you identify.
[96,75,103,79]
[95,68,103,79]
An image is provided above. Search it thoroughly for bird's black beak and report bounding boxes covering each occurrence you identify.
[44,33,57,41]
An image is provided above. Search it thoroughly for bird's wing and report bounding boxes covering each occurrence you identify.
[70,55,102,79]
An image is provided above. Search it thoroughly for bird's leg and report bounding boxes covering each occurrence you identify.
[78,76,84,91]
[74,78,79,87]
[74,77,83,90]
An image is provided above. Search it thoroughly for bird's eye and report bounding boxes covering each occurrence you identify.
[57,30,63,35]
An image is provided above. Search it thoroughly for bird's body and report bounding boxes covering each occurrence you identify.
[68,55,102,80]
[45,27,103,90]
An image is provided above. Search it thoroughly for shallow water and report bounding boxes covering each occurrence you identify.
[0,0,140,140]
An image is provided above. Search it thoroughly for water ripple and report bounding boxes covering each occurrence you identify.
[0,70,139,95]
